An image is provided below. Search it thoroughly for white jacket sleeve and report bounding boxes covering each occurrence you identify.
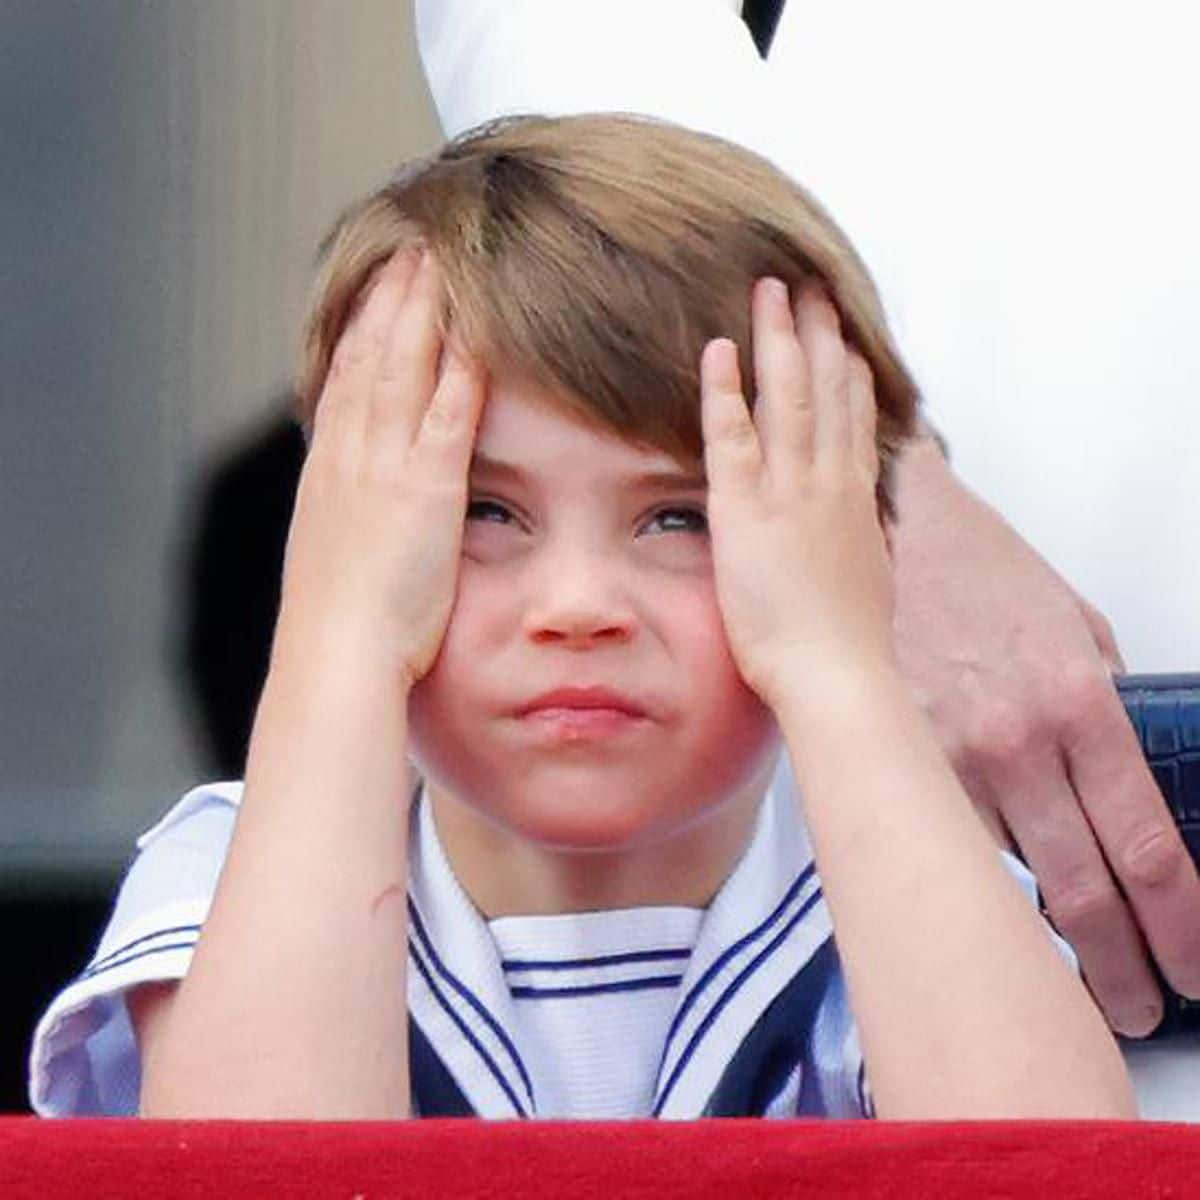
[416,0,779,153]
[27,783,242,1117]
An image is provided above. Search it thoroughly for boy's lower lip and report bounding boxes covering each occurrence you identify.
[518,707,647,739]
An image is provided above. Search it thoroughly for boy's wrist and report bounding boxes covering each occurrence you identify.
[270,604,420,699]
[767,655,908,757]
[259,636,416,760]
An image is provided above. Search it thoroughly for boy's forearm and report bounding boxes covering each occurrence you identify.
[140,642,414,1118]
[774,666,1137,1120]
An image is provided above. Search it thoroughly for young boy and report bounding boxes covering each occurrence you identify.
[29,114,1135,1121]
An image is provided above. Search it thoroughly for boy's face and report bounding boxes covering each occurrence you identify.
[407,373,782,854]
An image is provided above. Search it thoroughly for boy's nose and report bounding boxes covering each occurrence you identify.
[528,615,633,648]
[522,555,636,648]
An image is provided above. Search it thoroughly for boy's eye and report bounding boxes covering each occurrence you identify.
[642,506,708,536]
[466,498,516,525]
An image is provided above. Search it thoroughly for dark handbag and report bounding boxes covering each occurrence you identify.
[1116,674,1200,1036]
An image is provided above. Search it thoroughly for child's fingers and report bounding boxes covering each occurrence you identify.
[751,277,815,476]
[316,252,418,453]
[700,337,763,494]
[847,351,880,481]
[370,248,443,449]
[413,332,488,476]
[795,283,853,466]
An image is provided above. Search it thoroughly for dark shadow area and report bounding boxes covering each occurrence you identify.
[176,408,306,778]
[1,888,114,1113]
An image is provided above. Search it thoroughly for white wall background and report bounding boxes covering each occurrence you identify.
[1,1,438,882]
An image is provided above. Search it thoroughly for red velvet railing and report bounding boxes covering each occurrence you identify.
[2,1119,1198,1198]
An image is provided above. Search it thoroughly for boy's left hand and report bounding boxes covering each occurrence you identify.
[700,278,896,714]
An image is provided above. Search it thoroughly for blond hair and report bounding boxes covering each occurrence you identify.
[298,113,918,518]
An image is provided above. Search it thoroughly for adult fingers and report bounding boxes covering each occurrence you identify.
[1064,674,1200,1006]
[990,741,1164,1036]
[750,277,814,476]
[700,337,763,496]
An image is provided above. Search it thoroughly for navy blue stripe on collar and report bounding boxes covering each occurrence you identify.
[83,924,202,974]
[408,936,529,1118]
[653,880,824,1115]
[501,947,691,972]
[511,974,684,1000]
[78,936,201,983]
[658,861,818,1073]
[407,898,536,1112]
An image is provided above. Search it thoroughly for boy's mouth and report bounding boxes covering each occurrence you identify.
[515,686,649,719]
[514,687,652,740]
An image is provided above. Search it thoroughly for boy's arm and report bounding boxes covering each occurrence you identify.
[138,251,486,1118]
[778,669,1134,1118]
[700,279,1136,1119]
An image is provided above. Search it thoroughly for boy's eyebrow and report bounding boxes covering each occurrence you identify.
[469,451,707,490]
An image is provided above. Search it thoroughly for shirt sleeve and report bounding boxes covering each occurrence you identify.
[27,783,241,1117]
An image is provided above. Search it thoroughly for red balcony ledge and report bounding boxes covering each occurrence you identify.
[2,1118,1198,1198]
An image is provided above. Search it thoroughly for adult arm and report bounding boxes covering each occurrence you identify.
[412,0,1200,1034]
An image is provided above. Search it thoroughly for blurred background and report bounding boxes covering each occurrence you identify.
[1,1,438,1111]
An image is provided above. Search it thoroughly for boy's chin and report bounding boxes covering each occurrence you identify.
[419,756,773,855]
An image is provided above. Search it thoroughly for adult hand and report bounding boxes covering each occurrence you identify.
[889,437,1200,1036]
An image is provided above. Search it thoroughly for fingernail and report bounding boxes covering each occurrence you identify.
[702,337,741,390]
[761,276,788,304]
[1175,972,1200,1001]
[1113,1001,1164,1039]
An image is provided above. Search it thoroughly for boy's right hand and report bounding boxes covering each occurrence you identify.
[273,249,487,691]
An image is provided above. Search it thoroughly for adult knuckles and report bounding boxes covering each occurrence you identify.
[1044,876,1122,940]
[1056,660,1120,739]
[960,698,1037,770]
[1118,822,1190,890]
